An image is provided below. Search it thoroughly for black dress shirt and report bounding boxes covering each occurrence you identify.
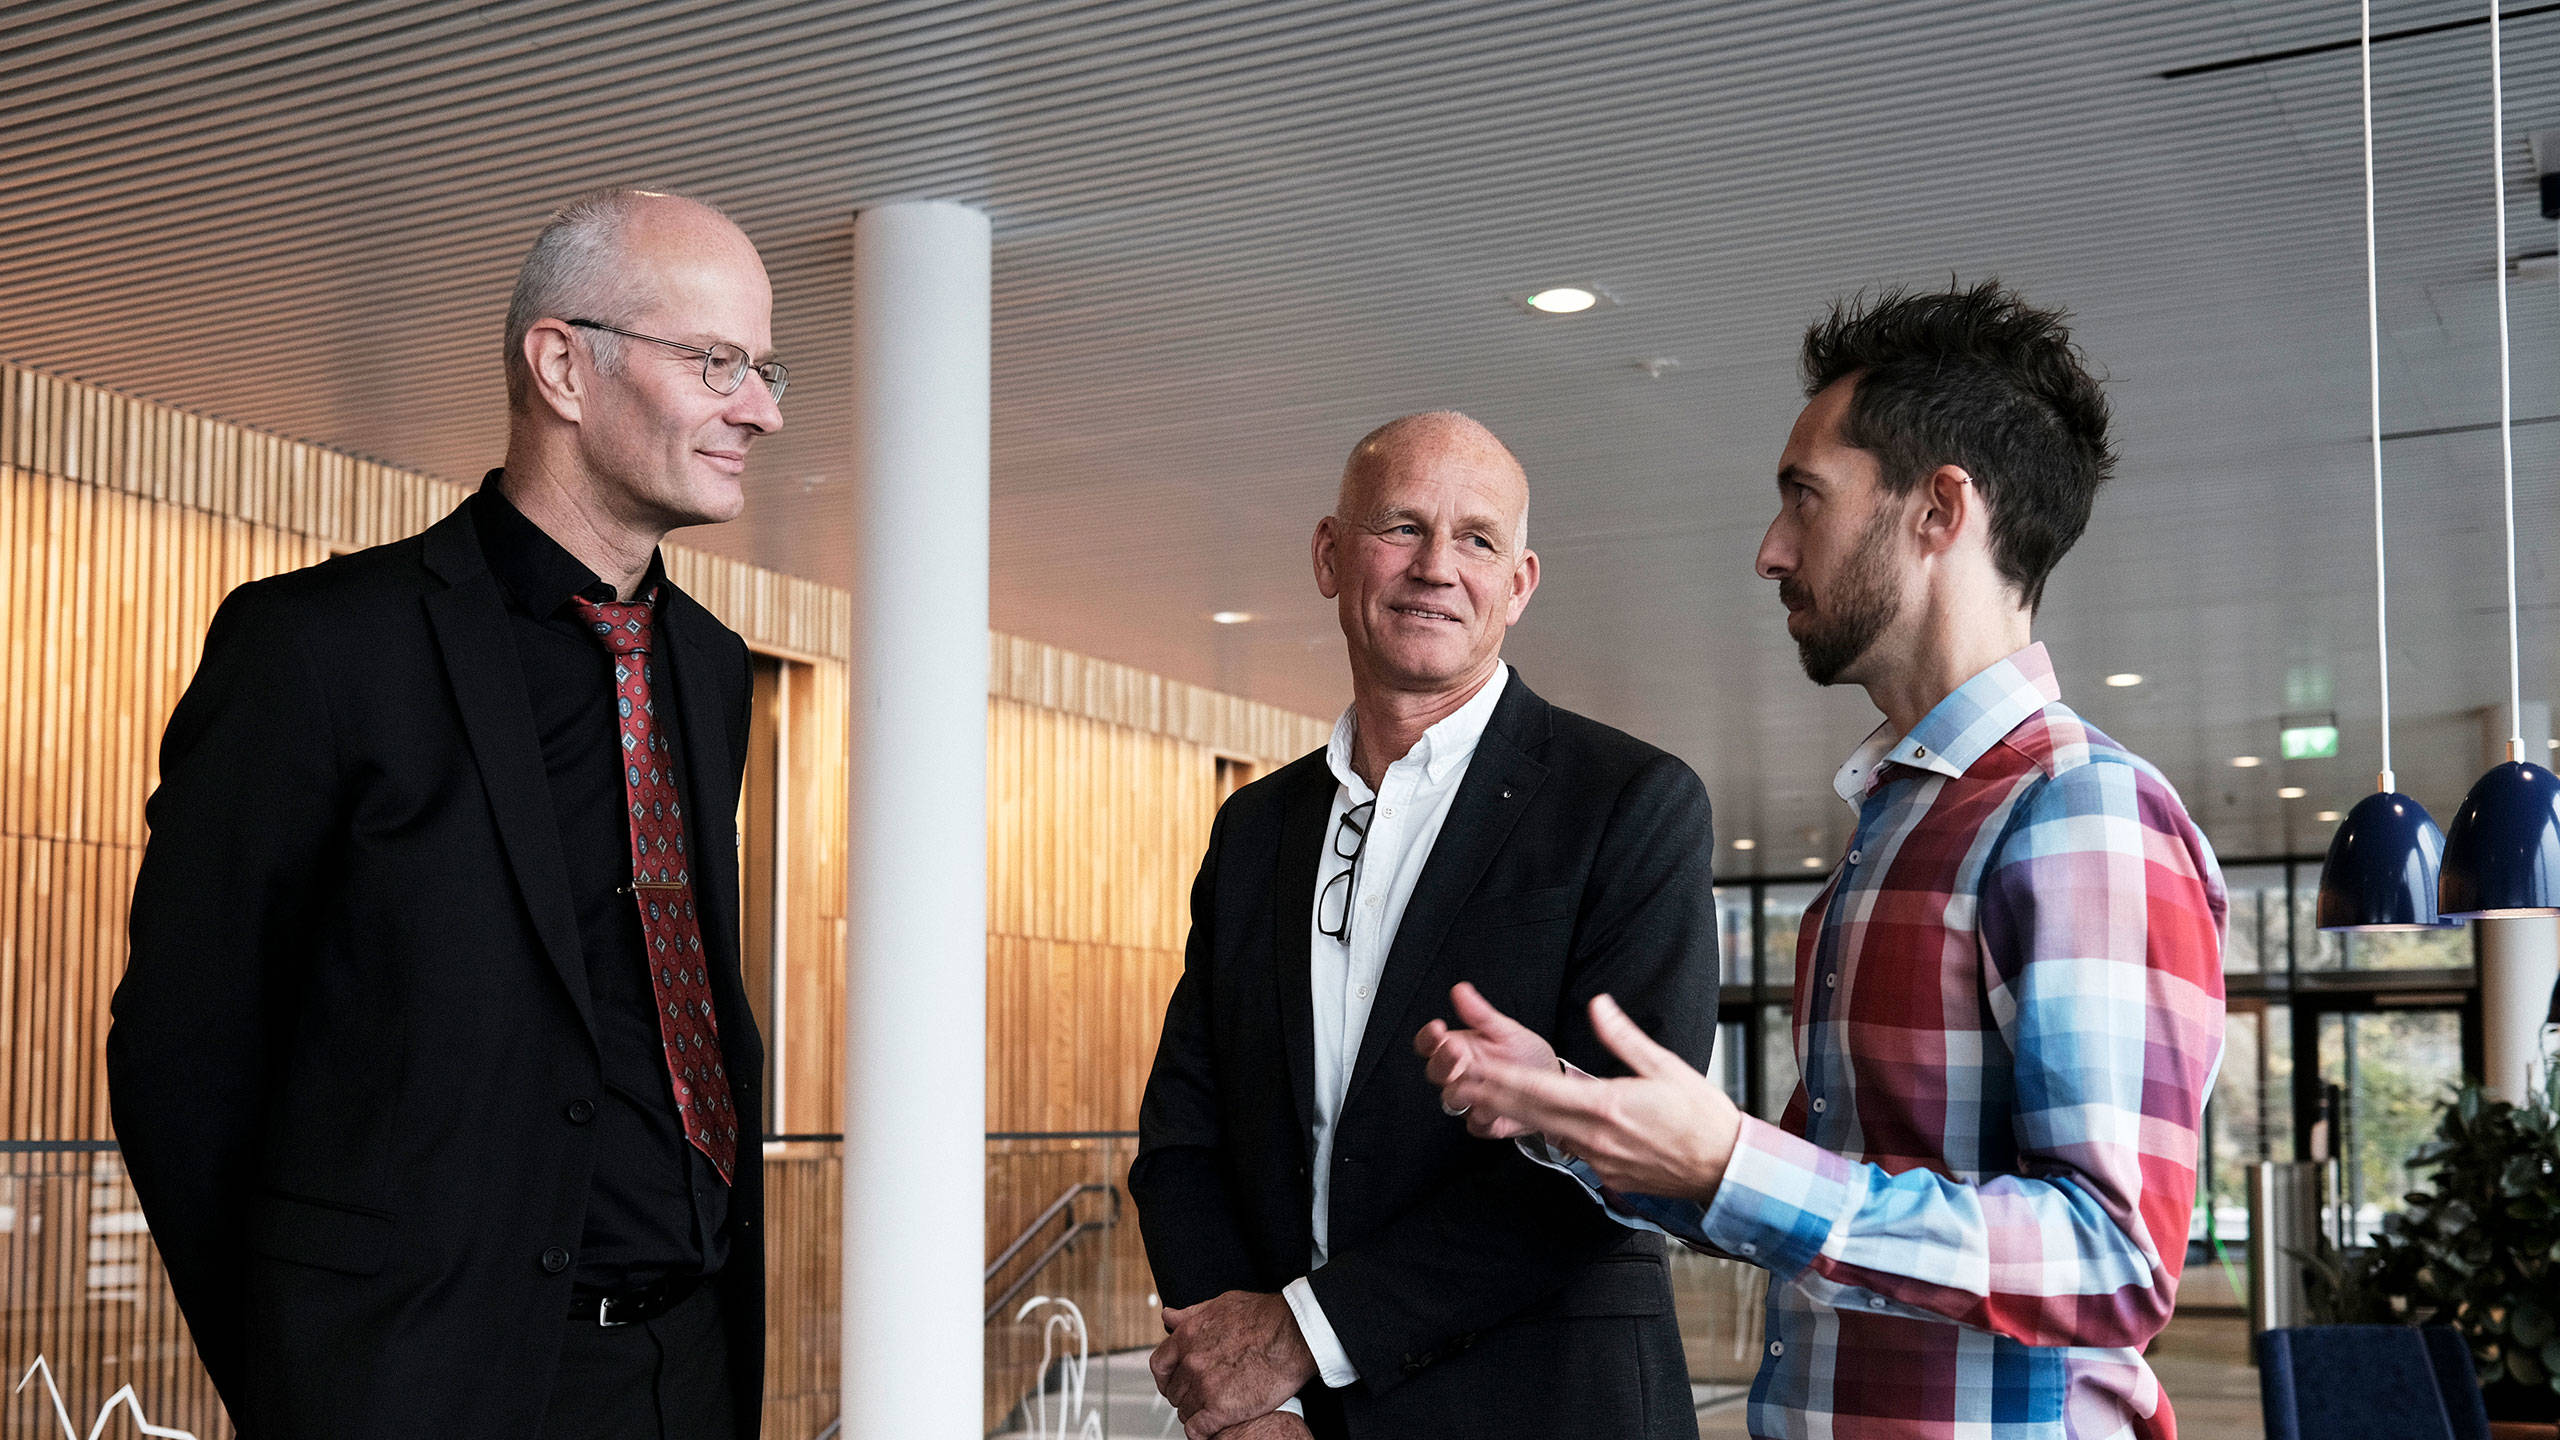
[470,475,730,1290]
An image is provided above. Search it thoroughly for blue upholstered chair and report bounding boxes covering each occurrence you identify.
[2256,1326,2492,1440]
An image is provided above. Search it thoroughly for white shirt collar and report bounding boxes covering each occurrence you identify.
[1324,663,1511,797]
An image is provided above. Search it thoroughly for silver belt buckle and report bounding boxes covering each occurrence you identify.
[597,1295,630,1328]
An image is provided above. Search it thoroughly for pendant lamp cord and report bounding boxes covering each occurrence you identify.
[2492,0,2526,761]
[2364,0,2394,792]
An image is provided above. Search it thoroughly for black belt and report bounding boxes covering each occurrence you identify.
[570,1272,702,1328]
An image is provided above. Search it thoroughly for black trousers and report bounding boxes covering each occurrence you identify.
[539,1283,738,1440]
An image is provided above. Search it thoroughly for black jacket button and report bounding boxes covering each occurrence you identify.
[566,1098,595,1124]
[541,1247,571,1274]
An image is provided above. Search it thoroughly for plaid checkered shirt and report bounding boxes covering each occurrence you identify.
[1567,643,2226,1439]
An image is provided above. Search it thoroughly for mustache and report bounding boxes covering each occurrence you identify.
[1777,578,1812,610]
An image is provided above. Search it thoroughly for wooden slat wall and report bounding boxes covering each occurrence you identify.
[0,359,1327,1431]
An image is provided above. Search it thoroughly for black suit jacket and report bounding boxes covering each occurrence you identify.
[1132,674,1717,1440]
[108,506,766,1440]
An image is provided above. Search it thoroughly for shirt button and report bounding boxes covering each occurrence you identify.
[565,1098,595,1124]
[1355,984,1372,1000]
[1365,895,1380,908]
[1739,1241,1757,1257]
[1811,1097,1827,1114]
[1384,807,1396,818]
[1769,1341,1785,1358]
[1847,849,1862,865]
[1870,1297,1888,1310]
[1824,973,1837,990]
[1913,744,1928,758]
[540,1247,571,1274]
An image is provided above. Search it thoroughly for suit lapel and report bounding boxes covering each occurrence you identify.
[1340,684,1551,1111]
[420,509,597,1047]
[1271,761,1330,1140]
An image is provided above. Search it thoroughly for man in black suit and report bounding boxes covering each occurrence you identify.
[1134,412,1719,1440]
[109,189,784,1440]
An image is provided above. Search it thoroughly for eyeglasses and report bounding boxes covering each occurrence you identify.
[1316,800,1376,944]
[566,319,789,401]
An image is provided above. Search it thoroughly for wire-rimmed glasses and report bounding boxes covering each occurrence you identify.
[566,319,789,401]
[1316,800,1376,944]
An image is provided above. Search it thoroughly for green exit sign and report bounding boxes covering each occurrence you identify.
[2280,724,2340,760]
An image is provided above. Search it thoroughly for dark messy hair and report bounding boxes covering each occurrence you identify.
[1800,279,2113,611]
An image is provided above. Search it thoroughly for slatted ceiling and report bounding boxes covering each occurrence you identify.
[11,4,2560,860]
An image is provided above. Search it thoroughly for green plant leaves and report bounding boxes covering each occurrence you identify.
[2325,1083,2560,1407]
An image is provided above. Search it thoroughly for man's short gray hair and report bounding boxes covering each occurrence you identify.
[502,187,728,411]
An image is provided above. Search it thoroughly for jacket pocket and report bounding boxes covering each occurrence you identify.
[1533,1254,1673,1318]
[249,1189,395,1277]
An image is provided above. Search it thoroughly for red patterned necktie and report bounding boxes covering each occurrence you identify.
[570,588,737,1184]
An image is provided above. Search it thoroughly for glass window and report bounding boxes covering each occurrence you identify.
[1710,1017,1750,1101]
[2341,926,2474,971]
[2293,870,2344,970]
[2219,864,2286,974]
[1760,882,1824,993]
[1758,1005,1799,1122]
[1715,886,1754,987]
[2317,1008,2465,1243]
[2198,1001,2292,1246]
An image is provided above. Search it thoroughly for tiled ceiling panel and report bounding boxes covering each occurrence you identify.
[8,0,2560,868]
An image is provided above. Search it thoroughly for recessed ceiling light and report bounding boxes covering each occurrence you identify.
[2230,755,2263,769]
[1209,611,1253,625]
[1524,285,1601,314]
[2278,786,2307,800]
[2105,673,2143,688]
[1731,838,1757,851]
[1800,856,1824,869]
[2317,809,2344,823]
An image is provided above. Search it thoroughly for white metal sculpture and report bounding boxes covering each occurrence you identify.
[1011,1294,1105,1440]
[13,1356,200,1440]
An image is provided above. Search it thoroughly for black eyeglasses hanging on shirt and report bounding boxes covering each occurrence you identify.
[1316,800,1376,943]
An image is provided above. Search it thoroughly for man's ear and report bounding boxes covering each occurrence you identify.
[523,320,587,424]
[1504,548,1540,626]
[1312,515,1342,600]
[1913,464,1974,558]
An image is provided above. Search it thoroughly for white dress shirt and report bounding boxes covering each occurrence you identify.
[1278,663,1510,1399]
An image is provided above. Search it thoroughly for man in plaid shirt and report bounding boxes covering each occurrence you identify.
[1419,281,2227,1439]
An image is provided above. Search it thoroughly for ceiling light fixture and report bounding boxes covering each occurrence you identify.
[2105,673,2144,688]
[2231,755,2264,769]
[1799,856,1824,870]
[1523,285,1604,314]
[2440,0,2560,921]
[2279,786,2309,800]
[2319,810,2345,823]
[1209,611,1253,625]
[2321,0,2456,934]
[1731,838,1757,851]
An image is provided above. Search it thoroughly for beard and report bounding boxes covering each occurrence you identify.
[1781,502,1904,686]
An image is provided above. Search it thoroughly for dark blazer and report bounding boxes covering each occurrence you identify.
[1132,674,1717,1440]
[108,506,766,1440]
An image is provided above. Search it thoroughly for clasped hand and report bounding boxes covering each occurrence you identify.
[1412,981,1744,1202]
[1150,1289,1317,1439]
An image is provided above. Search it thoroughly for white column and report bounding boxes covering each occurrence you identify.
[2479,918,2559,1104]
[842,200,991,1436]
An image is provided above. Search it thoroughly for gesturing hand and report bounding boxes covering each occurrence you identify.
[1412,981,1558,1140]
[1149,1289,1317,1440]
[1435,991,1744,1202]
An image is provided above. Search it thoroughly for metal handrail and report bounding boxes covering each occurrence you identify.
[982,1181,1121,1325]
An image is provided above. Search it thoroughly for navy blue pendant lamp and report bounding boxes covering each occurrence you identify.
[2439,0,2560,921]
[2320,0,2455,932]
